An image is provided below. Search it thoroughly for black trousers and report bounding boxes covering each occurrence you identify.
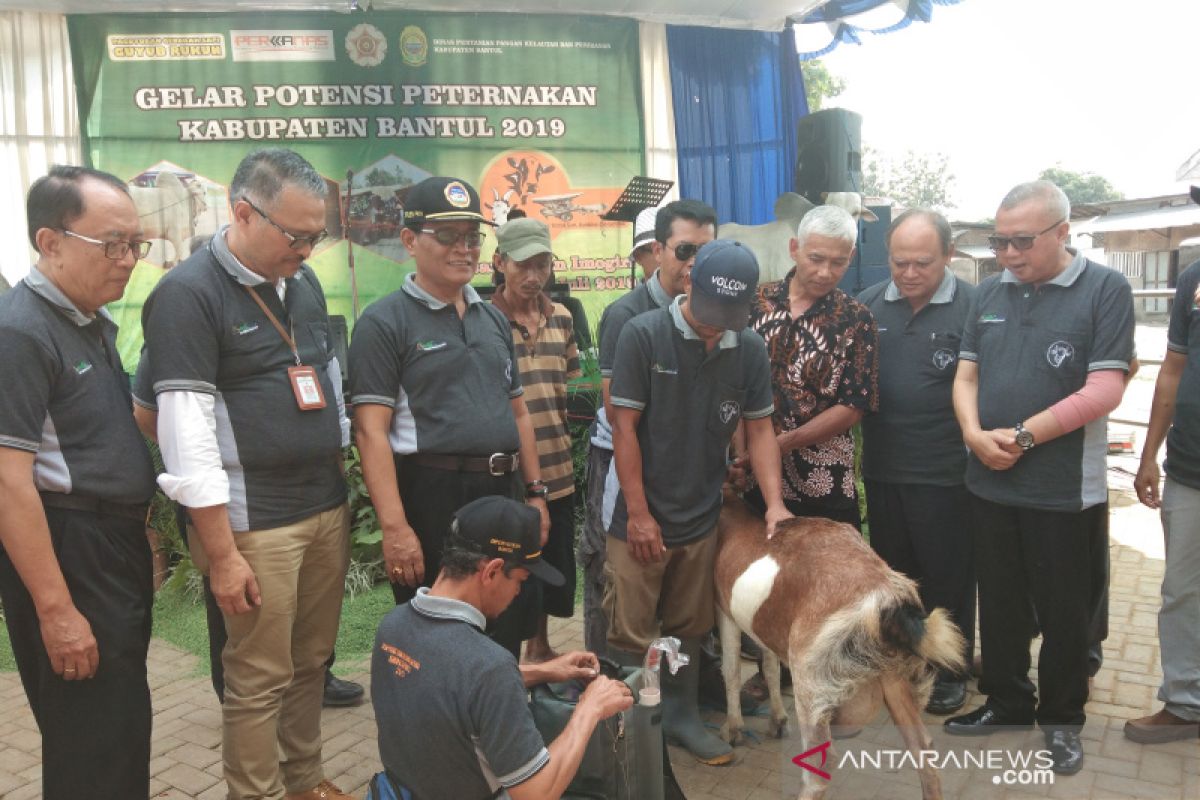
[970,493,1103,728]
[541,494,578,619]
[0,507,153,800]
[395,457,540,658]
[865,480,975,678]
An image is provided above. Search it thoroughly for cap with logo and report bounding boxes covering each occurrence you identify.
[688,240,760,331]
[629,206,659,258]
[497,218,553,262]
[403,176,493,228]
[450,496,564,586]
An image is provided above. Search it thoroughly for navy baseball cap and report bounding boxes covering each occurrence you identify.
[450,496,564,586]
[688,240,760,331]
[403,176,493,228]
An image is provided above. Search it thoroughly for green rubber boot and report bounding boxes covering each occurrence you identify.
[662,637,735,765]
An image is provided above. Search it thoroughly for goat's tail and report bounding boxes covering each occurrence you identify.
[880,602,967,676]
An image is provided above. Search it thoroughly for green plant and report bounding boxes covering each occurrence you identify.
[344,445,386,595]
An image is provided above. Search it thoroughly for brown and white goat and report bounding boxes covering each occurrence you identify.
[714,491,966,799]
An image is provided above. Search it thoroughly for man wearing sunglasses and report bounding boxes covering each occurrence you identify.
[140,149,353,800]
[946,180,1135,777]
[0,166,156,800]
[350,176,550,659]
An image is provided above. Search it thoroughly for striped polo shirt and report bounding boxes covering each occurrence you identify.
[491,287,581,500]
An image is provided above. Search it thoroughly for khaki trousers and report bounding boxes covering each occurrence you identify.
[190,504,350,799]
[603,529,717,654]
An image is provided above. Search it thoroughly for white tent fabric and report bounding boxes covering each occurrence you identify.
[638,22,681,204]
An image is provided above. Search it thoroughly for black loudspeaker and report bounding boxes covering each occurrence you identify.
[795,108,863,204]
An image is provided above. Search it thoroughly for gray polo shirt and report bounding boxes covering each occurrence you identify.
[858,271,975,486]
[1164,259,1200,490]
[597,272,671,377]
[960,253,1134,512]
[349,274,522,455]
[606,297,774,546]
[141,235,346,531]
[372,588,548,800]
[0,268,155,505]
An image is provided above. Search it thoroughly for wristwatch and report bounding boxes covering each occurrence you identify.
[1014,422,1036,452]
[525,480,549,500]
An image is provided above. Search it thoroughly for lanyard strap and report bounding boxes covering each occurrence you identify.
[242,284,301,365]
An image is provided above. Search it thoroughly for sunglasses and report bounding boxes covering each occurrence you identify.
[243,198,329,250]
[421,228,486,248]
[987,219,1064,253]
[671,242,701,262]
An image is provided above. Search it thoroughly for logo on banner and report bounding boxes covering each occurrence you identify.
[106,34,225,61]
[230,30,334,62]
[400,26,429,67]
[345,23,387,67]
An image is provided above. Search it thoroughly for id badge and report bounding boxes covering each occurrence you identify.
[288,365,327,410]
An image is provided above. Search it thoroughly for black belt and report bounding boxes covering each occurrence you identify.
[39,492,150,523]
[404,451,520,476]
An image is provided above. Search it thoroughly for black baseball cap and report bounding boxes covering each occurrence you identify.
[403,176,493,228]
[450,496,564,586]
[688,240,760,331]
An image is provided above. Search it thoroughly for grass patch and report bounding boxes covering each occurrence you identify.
[0,621,15,672]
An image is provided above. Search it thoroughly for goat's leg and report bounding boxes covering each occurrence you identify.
[717,608,745,745]
[761,648,788,738]
[790,684,834,800]
[880,674,942,800]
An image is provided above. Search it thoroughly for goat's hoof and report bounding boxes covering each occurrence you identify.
[768,716,788,739]
[720,723,743,746]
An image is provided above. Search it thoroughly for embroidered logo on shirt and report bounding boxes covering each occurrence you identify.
[719,400,741,424]
[1046,340,1075,368]
[234,322,259,336]
[416,340,447,352]
[651,362,677,375]
[73,360,93,375]
[932,349,957,370]
[978,313,1005,324]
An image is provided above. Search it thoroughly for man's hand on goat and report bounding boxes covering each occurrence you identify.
[764,504,793,540]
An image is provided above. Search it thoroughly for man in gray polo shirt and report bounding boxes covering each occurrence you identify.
[0,165,156,800]
[606,240,789,764]
[372,496,631,800]
[858,209,976,715]
[141,149,352,800]
[351,176,549,658]
[581,199,716,656]
[946,180,1134,777]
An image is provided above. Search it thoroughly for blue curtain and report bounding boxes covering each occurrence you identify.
[666,25,808,226]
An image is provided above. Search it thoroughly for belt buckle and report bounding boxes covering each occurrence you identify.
[488,452,508,476]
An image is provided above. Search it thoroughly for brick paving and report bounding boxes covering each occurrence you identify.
[0,483,1195,798]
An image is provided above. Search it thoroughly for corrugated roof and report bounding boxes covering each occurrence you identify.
[1072,205,1200,235]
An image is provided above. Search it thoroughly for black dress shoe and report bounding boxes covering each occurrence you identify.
[925,678,967,715]
[1045,729,1084,775]
[944,704,1034,736]
[323,672,365,707]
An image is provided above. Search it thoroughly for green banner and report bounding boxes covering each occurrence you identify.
[67,11,645,366]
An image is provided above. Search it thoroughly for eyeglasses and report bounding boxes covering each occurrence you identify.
[60,229,152,261]
[987,219,1064,253]
[243,198,329,250]
[420,228,486,248]
[672,242,701,262]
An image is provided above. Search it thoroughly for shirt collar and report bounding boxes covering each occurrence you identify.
[646,272,671,308]
[883,269,957,304]
[669,295,740,349]
[402,272,482,310]
[1000,249,1086,288]
[211,226,289,296]
[409,587,486,631]
[489,283,553,321]
[24,265,110,327]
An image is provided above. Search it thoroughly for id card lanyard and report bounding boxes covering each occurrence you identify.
[243,284,327,411]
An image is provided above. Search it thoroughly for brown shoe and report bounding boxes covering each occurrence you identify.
[1123,708,1200,744]
[286,780,353,800]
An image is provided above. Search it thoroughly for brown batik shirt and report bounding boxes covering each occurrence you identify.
[748,270,879,511]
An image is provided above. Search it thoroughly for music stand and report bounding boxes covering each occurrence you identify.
[601,176,674,223]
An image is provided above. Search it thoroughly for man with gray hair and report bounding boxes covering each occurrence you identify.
[140,149,353,800]
[737,204,879,528]
[945,180,1134,777]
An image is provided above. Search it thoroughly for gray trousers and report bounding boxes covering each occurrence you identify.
[579,443,613,657]
[1158,477,1200,720]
